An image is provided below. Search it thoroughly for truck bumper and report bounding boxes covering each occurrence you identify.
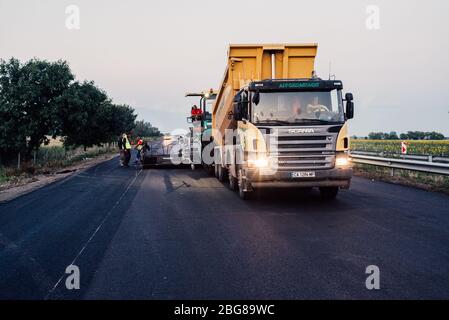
[246,167,353,189]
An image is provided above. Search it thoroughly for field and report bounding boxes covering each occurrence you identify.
[350,139,449,157]
[350,139,449,193]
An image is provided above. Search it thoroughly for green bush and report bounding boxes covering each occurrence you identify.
[0,166,8,184]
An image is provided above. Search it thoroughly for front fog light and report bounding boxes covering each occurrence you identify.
[249,158,269,168]
[336,156,350,167]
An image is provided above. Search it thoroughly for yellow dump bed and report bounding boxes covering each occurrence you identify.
[212,44,318,142]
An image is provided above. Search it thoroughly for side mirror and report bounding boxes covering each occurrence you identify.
[252,90,260,105]
[345,92,354,101]
[346,100,354,119]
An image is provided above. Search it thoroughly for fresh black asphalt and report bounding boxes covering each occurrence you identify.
[1,156,449,299]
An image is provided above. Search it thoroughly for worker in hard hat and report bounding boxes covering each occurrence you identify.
[121,133,132,167]
[191,105,203,121]
[134,138,144,165]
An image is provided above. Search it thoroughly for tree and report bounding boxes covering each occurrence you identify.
[0,58,28,163]
[368,132,384,140]
[56,82,139,149]
[426,131,445,140]
[387,131,399,140]
[133,120,161,137]
[1,57,156,166]
[0,58,74,162]
[106,104,137,139]
[55,81,112,149]
[366,131,440,140]
[397,131,445,140]
[21,59,74,152]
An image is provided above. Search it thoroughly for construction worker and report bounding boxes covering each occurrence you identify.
[134,138,144,165]
[121,133,132,167]
[191,105,203,121]
[118,135,124,166]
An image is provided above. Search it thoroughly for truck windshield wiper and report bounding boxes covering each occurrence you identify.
[255,120,292,125]
[256,119,343,125]
[293,118,335,124]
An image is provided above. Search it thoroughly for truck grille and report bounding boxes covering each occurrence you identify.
[277,135,327,141]
[277,143,327,149]
[267,129,336,171]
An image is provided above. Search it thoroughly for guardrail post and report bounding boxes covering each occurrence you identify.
[390,168,394,177]
[428,155,433,163]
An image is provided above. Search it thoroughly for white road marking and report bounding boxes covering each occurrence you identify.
[45,168,142,299]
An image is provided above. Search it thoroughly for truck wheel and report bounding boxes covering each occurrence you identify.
[319,187,339,199]
[237,168,252,200]
[214,164,219,178]
[228,170,238,191]
[218,165,227,182]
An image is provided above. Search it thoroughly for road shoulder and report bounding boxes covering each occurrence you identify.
[0,153,119,204]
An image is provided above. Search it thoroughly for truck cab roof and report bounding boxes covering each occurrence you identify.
[248,79,343,91]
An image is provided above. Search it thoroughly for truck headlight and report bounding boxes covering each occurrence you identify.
[336,155,350,167]
[248,158,269,168]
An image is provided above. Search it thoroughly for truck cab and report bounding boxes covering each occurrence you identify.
[230,78,354,199]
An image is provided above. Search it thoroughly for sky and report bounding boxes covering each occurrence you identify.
[1,0,449,135]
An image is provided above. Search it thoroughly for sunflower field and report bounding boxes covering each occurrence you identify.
[350,140,449,157]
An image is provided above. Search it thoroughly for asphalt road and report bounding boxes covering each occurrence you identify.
[1,156,449,299]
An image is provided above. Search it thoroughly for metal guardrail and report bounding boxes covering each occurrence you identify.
[350,152,449,176]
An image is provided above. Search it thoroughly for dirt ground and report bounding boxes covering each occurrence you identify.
[0,153,118,203]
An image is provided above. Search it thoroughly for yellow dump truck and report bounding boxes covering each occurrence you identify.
[212,44,354,199]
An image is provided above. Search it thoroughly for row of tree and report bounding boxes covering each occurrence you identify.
[0,58,160,165]
[354,131,447,140]
[133,120,161,137]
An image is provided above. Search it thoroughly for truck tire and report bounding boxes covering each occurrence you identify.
[228,169,238,191]
[217,165,227,182]
[214,164,219,178]
[319,187,339,199]
[237,168,252,200]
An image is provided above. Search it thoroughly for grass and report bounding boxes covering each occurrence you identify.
[354,164,449,194]
[0,144,117,188]
[34,144,117,171]
[0,166,8,184]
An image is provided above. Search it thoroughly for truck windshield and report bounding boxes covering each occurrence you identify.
[253,90,344,125]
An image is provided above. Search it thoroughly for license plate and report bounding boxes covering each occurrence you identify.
[291,171,316,178]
